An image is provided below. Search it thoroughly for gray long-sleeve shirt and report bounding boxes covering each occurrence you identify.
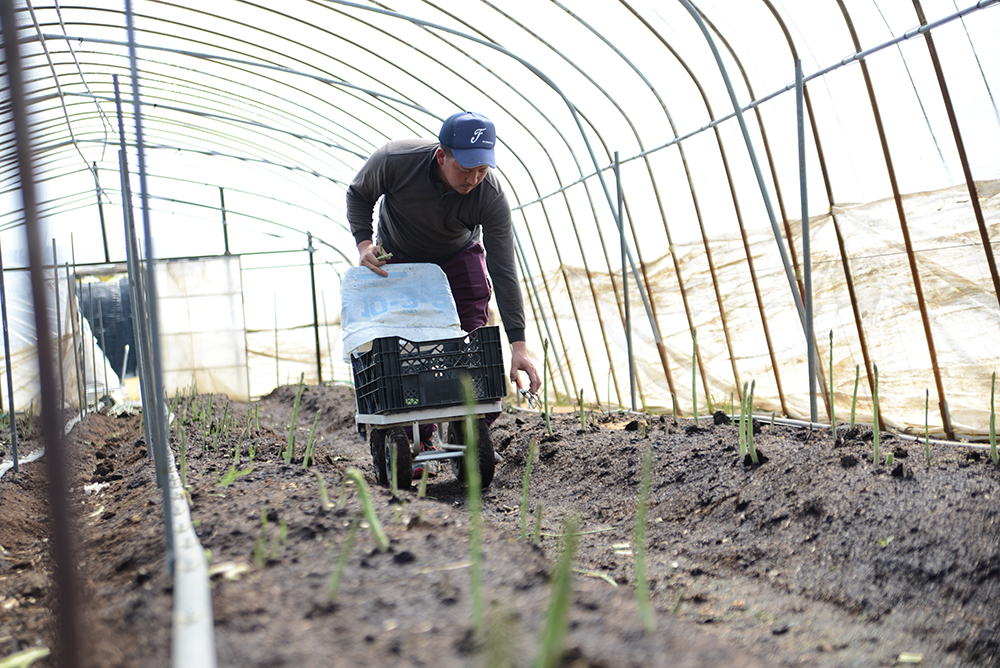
[346,138,525,341]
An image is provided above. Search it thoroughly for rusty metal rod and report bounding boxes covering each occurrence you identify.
[679,0,828,420]
[912,0,1000,312]
[618,2,743,412]
[1,2,82,664]
[837,0,954,440]
[695,3,795,416]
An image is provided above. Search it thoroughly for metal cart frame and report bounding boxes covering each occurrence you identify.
[356,400,502,489]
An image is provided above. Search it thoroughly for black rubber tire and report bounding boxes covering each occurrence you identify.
[384,428,413,490]
[369,428,388,486]
[446,419,495,489]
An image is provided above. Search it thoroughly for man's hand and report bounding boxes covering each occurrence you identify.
[358,240,390,277]
[510,340,541,394]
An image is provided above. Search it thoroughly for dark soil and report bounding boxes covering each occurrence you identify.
[1,383,998,667]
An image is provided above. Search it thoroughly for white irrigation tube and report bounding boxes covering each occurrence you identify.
[0,408,216,664]
[508,403,992,451]
[0,414,82,482]
[165,446,217,668]
[0,448,44,482]
[739,412,994,450]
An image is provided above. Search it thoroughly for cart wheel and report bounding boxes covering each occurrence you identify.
[446,418,495,489]
[369,428,388,486]
[384,428,413,490]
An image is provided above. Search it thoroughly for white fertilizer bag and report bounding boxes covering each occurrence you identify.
[340,263,465,361]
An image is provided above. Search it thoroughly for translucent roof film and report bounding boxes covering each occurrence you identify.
[3,0,1000,437]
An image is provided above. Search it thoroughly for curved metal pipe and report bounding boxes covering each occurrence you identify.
[1,4,81,665]
[760,0,878,427]
[692,3,796,417]
[620,2,745,412]
[911,0,1000,312]
[835,0,953,440]
[676,0,825,417]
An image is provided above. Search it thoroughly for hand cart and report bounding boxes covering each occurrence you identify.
[350,327,506,490]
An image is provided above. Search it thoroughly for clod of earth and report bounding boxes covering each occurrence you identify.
[1,384,997,667]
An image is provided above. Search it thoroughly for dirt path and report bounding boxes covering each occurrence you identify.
[1,383,998,667]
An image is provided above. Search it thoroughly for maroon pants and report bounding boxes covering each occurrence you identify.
[387,242,491,332]
[386,242,496,441]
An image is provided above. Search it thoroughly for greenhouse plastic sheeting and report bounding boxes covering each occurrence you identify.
[0,268,120,413]
[2,0,998,440]
[532,180,1000,438]
[157,256,250,402]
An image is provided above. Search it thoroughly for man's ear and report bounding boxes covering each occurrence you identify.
[435,147,446,165]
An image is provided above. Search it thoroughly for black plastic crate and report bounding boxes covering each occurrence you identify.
[352,326,506,415]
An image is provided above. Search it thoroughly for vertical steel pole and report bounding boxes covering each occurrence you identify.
[114,84,152,428]
[677,0,822,405]
[308,233,322,384]
[66,263,84,412]
[70,237,86,416]
[797,61,817,424]
[616,153,636,412]
[0,246,18,471]
[125,0,175,571]
[1,4,81,664]
[53,240,64,412]
[322,291,334,383]
[78,277,87,411]
[97,299,109,395]
[89,283,97,408]
[119,148,155,456]
[219,187,230,256]
[94,163,110,263]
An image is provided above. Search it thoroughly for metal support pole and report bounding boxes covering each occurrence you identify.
[219,187,230,256]
[678,0,826,412]
[70,237,86,416]
[308,232,322,384]
[615,153,636,412]
[112,83,145,413]
[89,283,97,408]
[322,291,334,383]
[65,263,83,412]
[797,61,817,424]
[512,229,571,398]
[1,4,81,664]
[114,76,175,575]
[94,163,110,263]
[116,141,152,440]
[97,299,109,395]
[0,242,18,472]
[124,0,177,574]
[53,240,64,412]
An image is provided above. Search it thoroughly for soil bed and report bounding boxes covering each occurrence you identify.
[1,383,998,667]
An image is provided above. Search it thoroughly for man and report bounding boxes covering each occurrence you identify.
[346,110,541,404]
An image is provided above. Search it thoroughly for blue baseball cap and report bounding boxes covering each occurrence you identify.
[438,111,497,168]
